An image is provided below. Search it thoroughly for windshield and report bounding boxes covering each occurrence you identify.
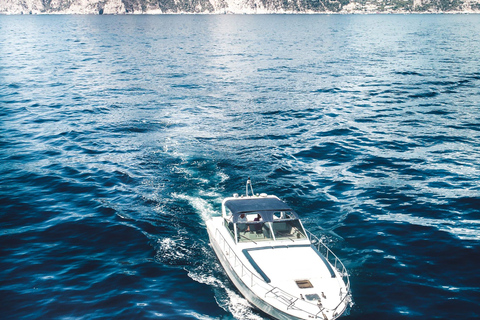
[236,213,273,243]
[235,213,306,243]
[271,219,306,240]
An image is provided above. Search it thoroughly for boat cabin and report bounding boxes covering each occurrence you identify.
[222,196,307,244]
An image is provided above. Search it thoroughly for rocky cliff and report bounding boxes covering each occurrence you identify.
[1,0,480,14]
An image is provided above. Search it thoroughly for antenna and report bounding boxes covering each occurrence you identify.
[246,177,254,197]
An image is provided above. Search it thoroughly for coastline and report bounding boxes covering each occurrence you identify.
[2,10,480,15]
[2,0,480,15]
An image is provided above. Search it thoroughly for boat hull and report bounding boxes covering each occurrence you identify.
[205,192,351,320]
[207,223,306,320]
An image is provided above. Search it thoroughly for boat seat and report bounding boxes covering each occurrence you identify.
[263,226,271,238]
[275,222,289,232]
[238,223,248,232]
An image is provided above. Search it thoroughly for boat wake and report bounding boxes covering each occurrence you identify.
[182,193,264,320]
[156,237,191,265]
[188,269,264,320]
[172,192,219,222]
[155,189,264,319]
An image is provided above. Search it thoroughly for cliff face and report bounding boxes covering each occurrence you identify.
[1,0,480,14]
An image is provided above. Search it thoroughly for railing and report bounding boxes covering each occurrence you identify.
[307,230,352,313]
[214,228,351,319]
[215,228,276,291]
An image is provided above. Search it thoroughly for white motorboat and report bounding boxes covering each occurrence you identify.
[206,179,352,320]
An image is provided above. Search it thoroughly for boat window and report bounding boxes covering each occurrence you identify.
[224,207,233,218]
[284,212,295,219]
[272,211,295,220]
[295,279,314,289]
[271,219,306,240]
[305,293,320,301]
[224,218,235,239]
[236,216,273,243]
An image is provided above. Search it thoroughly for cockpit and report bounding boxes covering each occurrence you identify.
[222,197,307,244]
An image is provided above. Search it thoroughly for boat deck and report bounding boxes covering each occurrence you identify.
[244,244,344,310]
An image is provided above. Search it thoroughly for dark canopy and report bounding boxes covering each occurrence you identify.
[225,197,299,223]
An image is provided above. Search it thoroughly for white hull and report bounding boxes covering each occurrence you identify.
[206,213,350,320]
[205,188,351,320]
[207,224,305,320]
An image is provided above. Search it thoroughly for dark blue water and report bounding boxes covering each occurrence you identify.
[1,14,480,320]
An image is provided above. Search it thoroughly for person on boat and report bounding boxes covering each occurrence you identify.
[237,213,248,232]
[253,214,263,233]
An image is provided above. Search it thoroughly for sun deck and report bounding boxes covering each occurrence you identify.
[243,244,344,309]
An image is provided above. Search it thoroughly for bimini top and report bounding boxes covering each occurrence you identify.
[225,196,300,223]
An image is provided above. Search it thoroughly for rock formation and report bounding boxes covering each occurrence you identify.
[1,0,480,14]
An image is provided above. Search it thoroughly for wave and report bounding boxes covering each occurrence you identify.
[372,213,480,241]
[172,192,221,222]
[188,269,264,320]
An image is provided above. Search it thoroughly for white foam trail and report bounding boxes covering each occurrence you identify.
[218,172,229,183]
[187,270,263,320]
[155,236,191,265]
[174,174,263,319]
[223,289,264,320]
[187,270,224,288]
[172,192,222,221]
[182,311,219,320]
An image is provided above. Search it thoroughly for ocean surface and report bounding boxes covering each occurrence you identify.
[1,14,480,320]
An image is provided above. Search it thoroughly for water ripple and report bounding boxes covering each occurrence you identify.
[1,14,480,320]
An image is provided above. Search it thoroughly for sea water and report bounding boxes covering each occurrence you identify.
[1,14,479,320]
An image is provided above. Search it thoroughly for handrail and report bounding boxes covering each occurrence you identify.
[306,230,352,313]
[214,229,316,315]
[214,228,351,319]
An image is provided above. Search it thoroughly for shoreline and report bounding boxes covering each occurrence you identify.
[2,0,480,16]
[2,11,480,15]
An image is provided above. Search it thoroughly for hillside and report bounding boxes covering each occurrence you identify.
[1,0,480,14]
